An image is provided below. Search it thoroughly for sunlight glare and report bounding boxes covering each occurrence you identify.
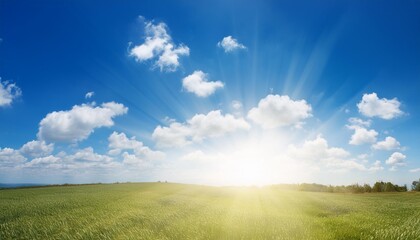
[214,131,302,186]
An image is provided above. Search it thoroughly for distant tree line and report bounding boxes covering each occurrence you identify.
[297,182,409,193]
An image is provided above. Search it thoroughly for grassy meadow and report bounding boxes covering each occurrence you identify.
[1,182,419,239]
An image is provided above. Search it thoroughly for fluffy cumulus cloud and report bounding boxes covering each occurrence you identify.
[69,147,113,162]
[357,93,403,119]
[182,71,224,97]
[38,102,128,143]
[0,79,22,107]
[20,140,54,158]
[152,122,191,148]
[386,152,406,167]
[372,136,400,151]
[348,126,378,145]
[247,94,312,129]
[287,135,368,171]
[217,36,246,52]
[152,110,250,148]
[0,148,27,168]
[188,110,250,141]
[108,131,165,161]
[130,19,189,72]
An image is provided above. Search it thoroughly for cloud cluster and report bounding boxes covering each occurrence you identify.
[38,102,128,143]
[182,71,224,97]
[346,94,407,171]
[248,94,312,129]
[0,148,27,168]
[217,36,246,52]
[288,136,358,170]
[1,140,54,169]
[0,79,22,107]
[23,148,117,170]
[357,93,403,119]
[108,131,165,162]
[152,110,250,148]
[287,136,382,172]
[1,130,162,172]
[130,20,189,71]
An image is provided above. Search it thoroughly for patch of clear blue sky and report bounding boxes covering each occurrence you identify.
[1,0,420,176]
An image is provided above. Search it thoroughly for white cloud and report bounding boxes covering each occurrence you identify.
[348,117,371,127]
[372,136,400,151]
[120,152,159,168]
[409,168,420,173]
[288,136,350,162]
[22,148,119,170]
[347,125,378,145]
[385,152,406,166]
[0,79,22,107]
[69,147,113,162]
[247,94,312,129]
[108,131,142,154]
[38,102,128,143]
[156,43,189,71]
[217,36,246,52]
[85,91,94,99]
[152,122,191,148]
[182,71,224,97]
[0,148,27,168]
[188,110,250,141]
[24,155,60,168]
[368,160,384,172]
[108,132,165,161]
[287,135,367,171]
[130,20,189,72]
[20,140,54,158]
[121,152,144,166]
[357,93,403,119]
[152,110,250,148]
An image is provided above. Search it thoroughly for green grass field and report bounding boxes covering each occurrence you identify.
[1,183,419,239]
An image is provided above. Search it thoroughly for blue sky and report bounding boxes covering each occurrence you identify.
[1,0,420,186]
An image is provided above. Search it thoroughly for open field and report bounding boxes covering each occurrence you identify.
[1,183,419,239]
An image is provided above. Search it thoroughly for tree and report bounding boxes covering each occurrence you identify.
[372,182,383,192]
[384,182,396,192]
[363,184,372,193]
[412,179,420,191]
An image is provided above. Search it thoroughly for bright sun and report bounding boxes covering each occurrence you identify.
[211,131,305,186]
